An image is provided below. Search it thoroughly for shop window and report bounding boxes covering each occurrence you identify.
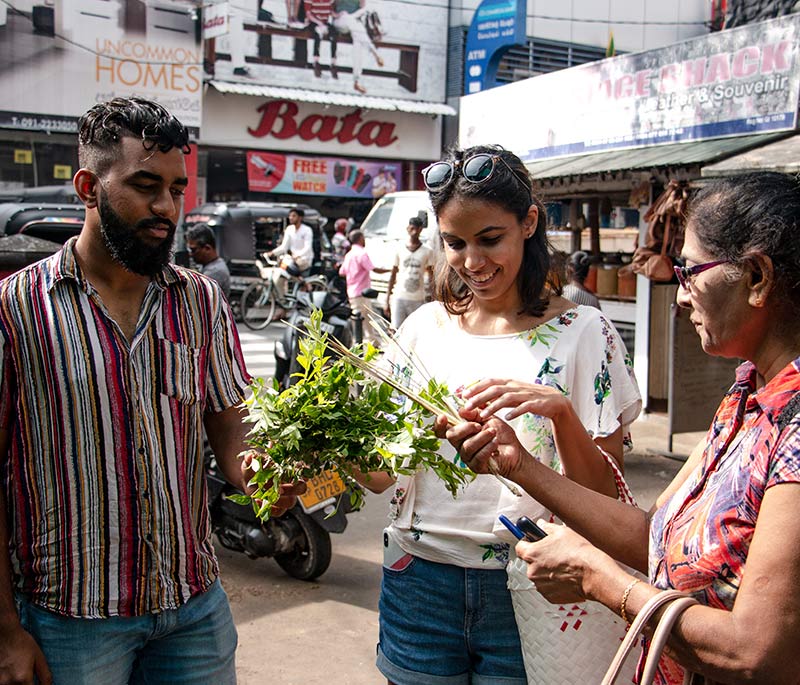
[0,141,77,189]
[496,38,610,84]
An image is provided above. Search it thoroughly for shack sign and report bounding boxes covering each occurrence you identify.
[459,14,800,161]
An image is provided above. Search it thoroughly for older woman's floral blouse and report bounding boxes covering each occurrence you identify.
[648,357,800,685]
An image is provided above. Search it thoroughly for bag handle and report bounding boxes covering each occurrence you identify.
[602,589,698,685]
[640,596,699,684]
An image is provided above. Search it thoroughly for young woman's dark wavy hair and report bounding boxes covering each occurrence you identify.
[427,144,556,318]
[78,96,191,175]
[687,171,800,316]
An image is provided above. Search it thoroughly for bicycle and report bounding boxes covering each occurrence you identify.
[240,254,329,330]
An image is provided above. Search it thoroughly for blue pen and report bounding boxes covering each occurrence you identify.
[498,514,525,540]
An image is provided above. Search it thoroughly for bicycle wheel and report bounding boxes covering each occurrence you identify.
[305,276,330,294]
[240,281,277,330]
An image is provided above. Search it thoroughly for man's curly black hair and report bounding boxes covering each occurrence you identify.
[78,97,190,175]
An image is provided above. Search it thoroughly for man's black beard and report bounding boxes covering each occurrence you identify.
[97,192,176,276]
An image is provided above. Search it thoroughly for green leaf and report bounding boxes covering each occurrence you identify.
[225,493,252,505]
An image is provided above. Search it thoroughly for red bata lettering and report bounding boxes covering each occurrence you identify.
[248,101,398,147]
[204,16,225,29]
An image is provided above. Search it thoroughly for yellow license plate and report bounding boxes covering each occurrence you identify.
[299,470,346,512]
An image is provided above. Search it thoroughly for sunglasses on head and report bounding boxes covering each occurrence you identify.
[421,153,530,194]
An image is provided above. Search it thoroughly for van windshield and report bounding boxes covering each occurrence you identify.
[360,197,392,237]
[361,194,434,241]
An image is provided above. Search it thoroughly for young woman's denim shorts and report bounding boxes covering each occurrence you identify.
[377,554,526,685]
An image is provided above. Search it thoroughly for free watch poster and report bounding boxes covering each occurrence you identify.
[246,151,401,198]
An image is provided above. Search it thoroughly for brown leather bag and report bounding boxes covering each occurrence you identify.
[641,215,675,282]
[631,180,691,282]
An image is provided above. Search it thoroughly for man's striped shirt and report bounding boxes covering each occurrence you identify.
[0,238,250,618]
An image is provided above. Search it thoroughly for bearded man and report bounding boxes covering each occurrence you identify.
[0,97,303,685]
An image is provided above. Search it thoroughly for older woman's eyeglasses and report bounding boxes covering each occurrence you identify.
[673,260,729,290]
[422,153,529,192]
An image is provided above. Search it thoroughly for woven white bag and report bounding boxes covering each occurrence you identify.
[507,557,639,685]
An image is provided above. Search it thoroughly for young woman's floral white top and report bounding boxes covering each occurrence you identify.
[386,301,641,569]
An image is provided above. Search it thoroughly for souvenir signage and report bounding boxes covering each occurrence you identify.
[460,14,800,160]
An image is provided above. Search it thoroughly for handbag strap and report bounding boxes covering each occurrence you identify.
[640,596,699,685]
[601,589,696,685]
[597,445,637,505]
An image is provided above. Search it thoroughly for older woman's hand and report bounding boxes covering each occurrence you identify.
[460,378,570,422]
[515,521,610,604]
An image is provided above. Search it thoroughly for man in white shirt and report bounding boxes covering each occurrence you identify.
[385,216,434,329]
[268,207,314,298]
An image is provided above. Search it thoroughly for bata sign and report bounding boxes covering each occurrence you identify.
[247,101,399,147]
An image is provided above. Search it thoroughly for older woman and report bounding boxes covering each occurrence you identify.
[443,172,800,684]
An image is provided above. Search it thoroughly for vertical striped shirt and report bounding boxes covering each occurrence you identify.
[0,238,251,618]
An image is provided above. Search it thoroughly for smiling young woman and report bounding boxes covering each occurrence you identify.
[360,144,642,685]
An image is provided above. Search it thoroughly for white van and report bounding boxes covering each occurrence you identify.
[359,190,438,304]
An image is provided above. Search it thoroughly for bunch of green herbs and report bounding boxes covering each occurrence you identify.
[233,310,474,520]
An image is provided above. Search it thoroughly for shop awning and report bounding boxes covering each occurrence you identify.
[525,132,789,180]
[701,133,800,177]
[209,80,457,116]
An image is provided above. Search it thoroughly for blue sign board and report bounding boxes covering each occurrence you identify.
[464,0,527,95]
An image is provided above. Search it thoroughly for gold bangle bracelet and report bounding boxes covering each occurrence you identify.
[620,578,642,624]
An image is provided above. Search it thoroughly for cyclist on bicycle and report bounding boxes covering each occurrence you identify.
[267,208,314,299]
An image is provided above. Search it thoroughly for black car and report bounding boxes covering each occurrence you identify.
[0,184,80,205]
[0,202,85,244]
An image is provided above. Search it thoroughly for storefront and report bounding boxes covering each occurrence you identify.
[0,130,78,193]
[459,13,800,438]
[199,0,454,224]
[197,86,450,224]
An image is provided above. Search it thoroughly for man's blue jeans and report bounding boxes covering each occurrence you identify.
[16,579,238,684]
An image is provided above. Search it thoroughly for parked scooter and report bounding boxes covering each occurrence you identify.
[205,442,353,581]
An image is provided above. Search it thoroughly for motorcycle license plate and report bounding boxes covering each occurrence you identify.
[297,315,335,335]
[299,470,346,513]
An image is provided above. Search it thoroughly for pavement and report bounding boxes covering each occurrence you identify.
[623,412,705,509]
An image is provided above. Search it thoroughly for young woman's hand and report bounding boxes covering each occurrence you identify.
[459,378,570,422]
[440,410,529,480]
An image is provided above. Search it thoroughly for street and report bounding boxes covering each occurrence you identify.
[228,321,391,684]
[226,322,692,685]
